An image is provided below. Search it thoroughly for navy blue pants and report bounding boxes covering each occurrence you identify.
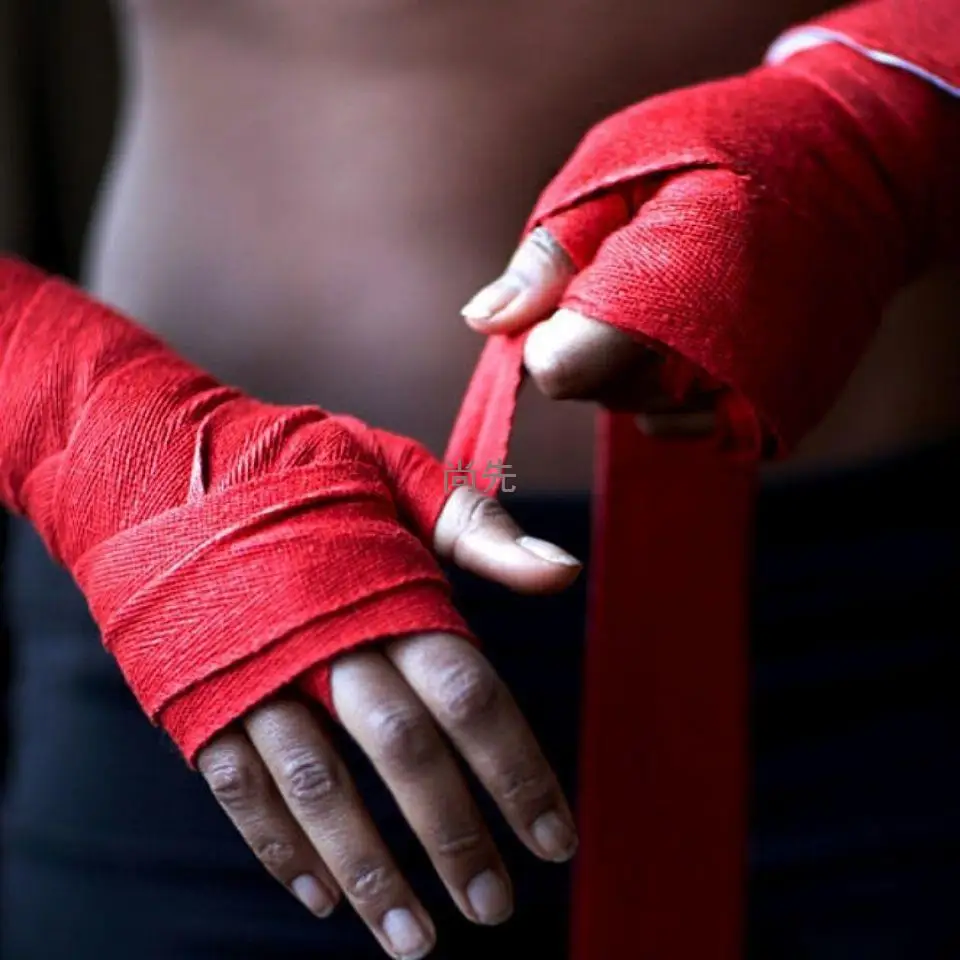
[3,438,960,958]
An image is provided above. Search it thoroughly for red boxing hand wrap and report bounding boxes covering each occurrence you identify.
[0,260,470,763]
[447,4,959,959]
[533,42,958,451]
[451,17,959,469]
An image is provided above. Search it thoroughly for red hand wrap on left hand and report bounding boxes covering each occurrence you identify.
[447,5,959,959]
[0,260,470,763]
[451,39,959,472]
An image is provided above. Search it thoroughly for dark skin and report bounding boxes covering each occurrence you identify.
[60,1,960,957]
[195,485,584,960]
[461,229,720,435]
[191,233,707,960]
[0,6,714,958]
[88,6,743,955]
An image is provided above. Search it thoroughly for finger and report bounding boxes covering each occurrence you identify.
[331,650,514,927]
[459,192,633,334]
[197,728,340,919]
[244,700,436,960]
[434,486,582,595]
[545,168,745,400]
[387,634,578,865]
[459,227,576,334]
[523,307,654,402]
[523,309,722,429]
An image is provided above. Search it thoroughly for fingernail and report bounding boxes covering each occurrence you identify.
[532,811,579,862]
[382,908,432,960]
[466,870,513,925]
[460,278,522,322]
[517,536,581,567]
[291,874,335,918]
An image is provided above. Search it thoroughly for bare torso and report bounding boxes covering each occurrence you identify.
[86,0,960,492]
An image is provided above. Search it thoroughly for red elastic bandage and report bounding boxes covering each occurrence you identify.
[447,4,959,957]
[0,260,471,763]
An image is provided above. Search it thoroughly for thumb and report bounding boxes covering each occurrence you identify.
[460,226,576,335]
[460,191,632,335]
[433,487,582,595]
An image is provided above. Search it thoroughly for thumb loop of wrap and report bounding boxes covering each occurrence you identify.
[336,415,451,545]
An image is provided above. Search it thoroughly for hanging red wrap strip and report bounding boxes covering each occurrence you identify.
[446,2,959,957]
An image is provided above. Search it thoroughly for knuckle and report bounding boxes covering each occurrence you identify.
[531,366,579,400]
[434,827,486,861]
[280,749,341,808]
[498,764,555,810]
[460,492,508,538]
[435,659,500,728]
[369,704,439,770]
[253,838,300,877]
[344,861,398,906]
[528,226,570,264]
[206,758,265,812]
[524,339,581,400]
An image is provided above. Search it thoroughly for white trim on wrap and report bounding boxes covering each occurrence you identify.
[766,26,960,99]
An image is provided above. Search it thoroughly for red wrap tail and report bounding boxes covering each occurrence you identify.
[447,345,757,960]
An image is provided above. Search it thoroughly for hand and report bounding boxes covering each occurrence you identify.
[461,226,719,439]
[197,485,581,960]
[457,44,950,453]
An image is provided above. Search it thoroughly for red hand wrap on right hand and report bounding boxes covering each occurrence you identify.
[0,260,470,763]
